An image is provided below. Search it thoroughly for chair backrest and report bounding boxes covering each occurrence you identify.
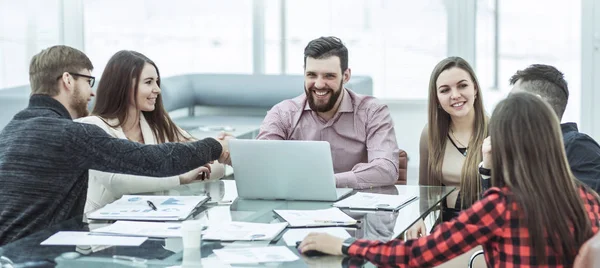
[395,150,408,185]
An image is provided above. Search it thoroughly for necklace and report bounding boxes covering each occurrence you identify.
[450,129,469,156]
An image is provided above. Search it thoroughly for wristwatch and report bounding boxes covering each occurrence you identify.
[341,237,357,255]
[478,161,491,176]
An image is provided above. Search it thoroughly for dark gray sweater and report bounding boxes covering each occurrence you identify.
[0,95,222,245]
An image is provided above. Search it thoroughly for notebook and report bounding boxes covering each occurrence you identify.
[273,207,358,227]
[87,195,209,221]
[332,192,418,211]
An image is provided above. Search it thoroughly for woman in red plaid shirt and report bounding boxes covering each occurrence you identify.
[299,92,600,267]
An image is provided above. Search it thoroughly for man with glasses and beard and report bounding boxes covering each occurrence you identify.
[0,45,231,246]
[257,36,401,189]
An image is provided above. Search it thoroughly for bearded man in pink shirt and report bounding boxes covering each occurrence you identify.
[256,36,401,189]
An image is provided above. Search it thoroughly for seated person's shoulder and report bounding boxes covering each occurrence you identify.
[481,187,508,204]
[75,115,104,125]
[353,93,388,114]
[270,95,305,113]
[74,116,114,133]
[573,132,600,147]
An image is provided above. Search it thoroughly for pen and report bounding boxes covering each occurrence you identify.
[313,220,357,225]
[146,200,157,211]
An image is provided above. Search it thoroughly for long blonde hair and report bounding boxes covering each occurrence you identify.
[490,92,596,264]
[427,56,488,208]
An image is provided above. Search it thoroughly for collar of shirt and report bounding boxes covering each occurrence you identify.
[561,122,579,134]
[28,94,72,120]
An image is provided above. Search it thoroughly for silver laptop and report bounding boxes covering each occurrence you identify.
[229,139,353,201]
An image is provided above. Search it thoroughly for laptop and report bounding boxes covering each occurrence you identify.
[228,139,354,201]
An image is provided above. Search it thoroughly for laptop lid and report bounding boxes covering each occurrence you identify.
[229,139,351,201]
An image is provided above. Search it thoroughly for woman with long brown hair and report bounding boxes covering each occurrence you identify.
[299,92,600,267]
[77,50,224,213]
[407,56,489,239]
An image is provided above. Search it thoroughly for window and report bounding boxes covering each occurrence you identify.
[0,0,60,89]
[266,0,447,99]
[83,0,253,78]
[476,0,581,123]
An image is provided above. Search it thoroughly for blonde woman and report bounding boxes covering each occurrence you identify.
[77,50,225,213]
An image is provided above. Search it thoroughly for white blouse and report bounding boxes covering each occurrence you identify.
[75,114,225,213]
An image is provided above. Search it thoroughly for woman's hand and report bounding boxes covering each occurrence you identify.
[482,136,492,169]
[298,233,345,256]
[405,218,427,239]
[178,165,211,184]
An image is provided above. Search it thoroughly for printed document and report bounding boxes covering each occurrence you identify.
[333,192,417,211]
[87,195,208,221]
[273,207,357,227]
[203,222,288,241]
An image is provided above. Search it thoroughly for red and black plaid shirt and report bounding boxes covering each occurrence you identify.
[348,186,600,267]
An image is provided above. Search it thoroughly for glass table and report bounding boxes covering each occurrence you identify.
[0,179,454,267]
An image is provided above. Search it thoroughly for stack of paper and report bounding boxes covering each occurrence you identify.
[87,195,209,221]
[332,192,417,211]
[91,221,183,238]
[273,207,357,227]
[203,222,288,241]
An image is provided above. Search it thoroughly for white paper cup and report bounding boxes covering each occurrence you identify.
[181,220,203,249]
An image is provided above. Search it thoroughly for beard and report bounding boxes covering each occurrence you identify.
[305,80,343,113]
[70,85,89,118]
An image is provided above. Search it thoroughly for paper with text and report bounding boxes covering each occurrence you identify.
[333,192,417,211]
[87,195,208,221]
[203,222,288,241]
[273,207,357,227]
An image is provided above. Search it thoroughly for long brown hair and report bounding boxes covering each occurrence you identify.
[92,50,188,143]
[490,92,595,263]
[426,56,488,207]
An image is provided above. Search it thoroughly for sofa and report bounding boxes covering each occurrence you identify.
[0,74,374,135]
[159,74,373,139]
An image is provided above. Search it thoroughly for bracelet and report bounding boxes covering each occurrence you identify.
[478,161,491,176]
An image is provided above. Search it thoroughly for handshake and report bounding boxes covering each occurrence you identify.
[216,132,235,165]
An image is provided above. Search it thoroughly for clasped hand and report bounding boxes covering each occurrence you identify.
[217,131,235,165]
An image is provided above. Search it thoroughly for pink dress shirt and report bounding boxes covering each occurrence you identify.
[256,88,400,189]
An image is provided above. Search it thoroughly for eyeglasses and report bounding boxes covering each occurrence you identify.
[57,72,96,87]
